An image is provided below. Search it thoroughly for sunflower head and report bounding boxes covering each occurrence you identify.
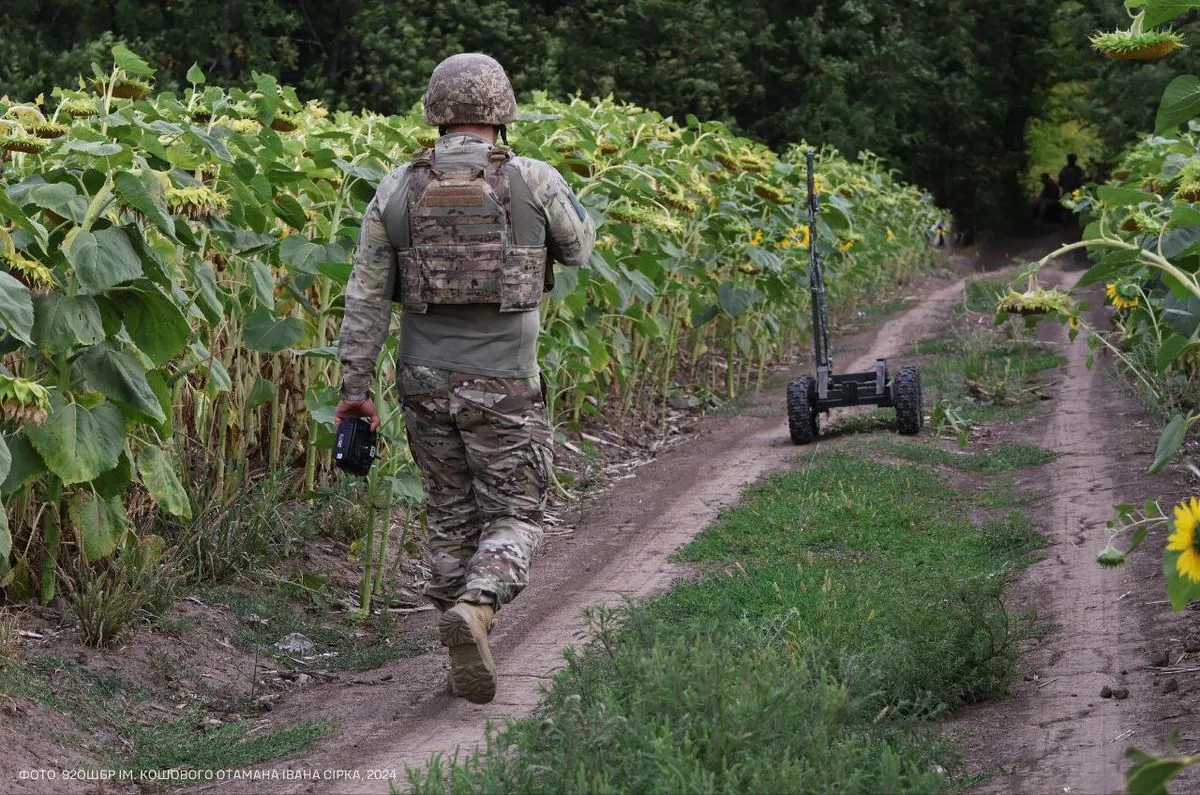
[1096,545,1126,568]
[0,250,57,293]
[1105,282,1140,310]
[58,96,98,118]
[94,77,153,100]
[1090,28,1184,61]
[713,152,742,173]
[166,185,229,220]
[996,286,1076,317]
[738,154,771,174]
[0,374,51,426]
[1168,497,1200,583]
[0,131,48,155]
[605,201,652,225]
[267,113,301,133]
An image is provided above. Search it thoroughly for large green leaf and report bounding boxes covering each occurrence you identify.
[0,503,10,566]
[74,342,166,423]
[273,194,308,231]
[279,235,349,274]
[0,189,48,246]
[716,282,764,317]
[1160,225,1200,260]
[1165,549,1200,610]
[186,63,206,84]
[111,44,154,77]
[136,445,192,521]
[0,436,10,487]
[31,293,105,350]
[69,227,144,294]
[246,377,278,409]
[121,286,190,365]
[26,400,126,484]
[1156,332,1193,372]
[1163,292,1200,338]
[16,182,83,221]
[1,433,46,496]
[248,260,276,309]
[1144,1,1200,28]
[190,259,225,324]
[1149,412,1194,474]
[67,492,128,563]
[244,307,306,352]
[91,451,132,500]
[113,170,175,238]
[1156,75,1200,134]
[0,272,35,345]
[1096,185,1156,208]
[1125,747,1193,794]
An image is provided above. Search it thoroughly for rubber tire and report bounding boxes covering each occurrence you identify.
[786,375,819,445]
[893,365,923,435]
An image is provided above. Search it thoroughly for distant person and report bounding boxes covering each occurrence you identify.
[1058,153,1085,195]
[1035,173,1063,223]
[926,218,947,248]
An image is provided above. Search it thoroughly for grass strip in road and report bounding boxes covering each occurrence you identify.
[873,440,1056,472]
[408,448,1046,794]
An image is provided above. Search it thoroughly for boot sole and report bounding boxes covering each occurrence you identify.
[440,608,496,704]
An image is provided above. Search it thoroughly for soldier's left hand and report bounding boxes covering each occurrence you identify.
[335,398,381,431]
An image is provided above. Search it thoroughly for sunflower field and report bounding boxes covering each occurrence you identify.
[0,47,940,610]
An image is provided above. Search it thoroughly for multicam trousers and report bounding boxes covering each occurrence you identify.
[397,364,552,611]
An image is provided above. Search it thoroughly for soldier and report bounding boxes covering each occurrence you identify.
[1058,153,1085,195]
[333,53,595,705]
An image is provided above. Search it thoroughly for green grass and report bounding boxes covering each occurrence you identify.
[825,407,897,436]
[124,714,332,775]
[2,653,331,781]
[215,585,428,672]
[407,451,1045,794]
[961,275,1012,316]
[873,440,1057,473]
[916,331,1064,424]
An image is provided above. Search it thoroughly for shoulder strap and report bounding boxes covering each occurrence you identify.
[484,146,513,228]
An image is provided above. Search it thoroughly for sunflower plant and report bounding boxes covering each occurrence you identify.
[1100,496,1200,610]
[0,47,943,608]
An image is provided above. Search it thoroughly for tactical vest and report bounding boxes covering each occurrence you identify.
[389,146,547,313]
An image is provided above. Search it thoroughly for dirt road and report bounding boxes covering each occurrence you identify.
[195,233,1197,795]
[183,273,968,795]
[950,260,1197,794]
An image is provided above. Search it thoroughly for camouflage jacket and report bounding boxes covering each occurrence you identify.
[337,133,596,395]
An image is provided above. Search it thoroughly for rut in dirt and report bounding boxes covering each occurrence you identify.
[185,275,969,795]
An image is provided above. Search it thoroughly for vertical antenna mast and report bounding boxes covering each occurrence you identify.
[807,148,832,373]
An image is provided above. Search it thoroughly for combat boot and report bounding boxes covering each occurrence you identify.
[439,602,496,704]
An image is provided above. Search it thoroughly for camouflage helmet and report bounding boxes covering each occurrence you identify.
[423,53,518,126]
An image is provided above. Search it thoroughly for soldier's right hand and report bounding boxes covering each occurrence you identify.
[334,398,381,431]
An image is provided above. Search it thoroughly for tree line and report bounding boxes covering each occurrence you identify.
[0,0,1194,239]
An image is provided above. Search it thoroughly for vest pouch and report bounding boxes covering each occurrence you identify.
[500,246,548,313]
[398,243,506,313]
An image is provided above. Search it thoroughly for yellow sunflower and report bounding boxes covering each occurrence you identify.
[1068,315,1080,331]
[1168,497,1200,583]
[886,228,895,242]
[838,239,855,252]
[1105,282,1140,310]
[750,229,763,247]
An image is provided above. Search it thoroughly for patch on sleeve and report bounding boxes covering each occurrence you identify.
[569,192,587,222]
